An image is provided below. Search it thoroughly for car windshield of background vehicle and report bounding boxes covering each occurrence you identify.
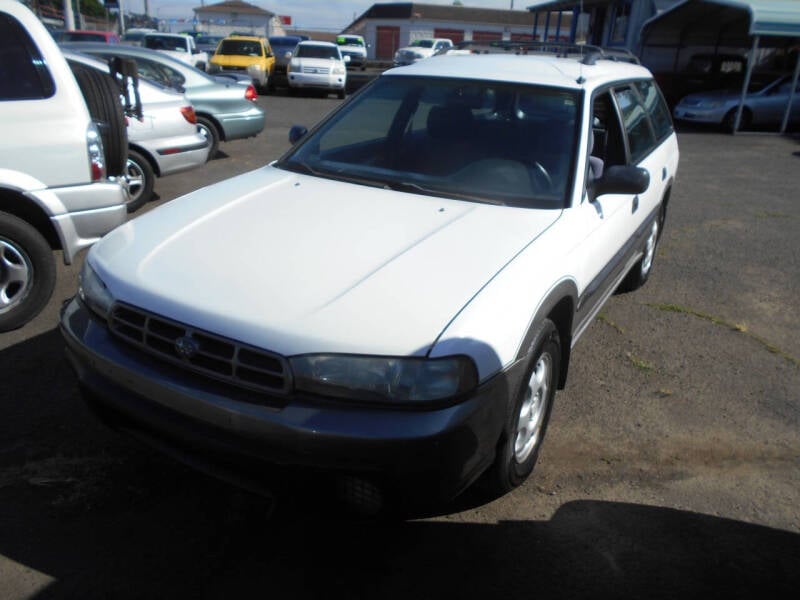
[296,45,339,59]
[278,76,578,208]
[218,40,262,56]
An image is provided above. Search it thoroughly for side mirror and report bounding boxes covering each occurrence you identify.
[289,125,308,144]
[592,165,650,197]
[284,51,293,59]
[343,55,350,63]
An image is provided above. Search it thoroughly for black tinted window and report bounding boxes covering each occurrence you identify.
[0,14,55,100]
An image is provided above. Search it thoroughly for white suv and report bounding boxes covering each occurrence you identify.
[62,44,679,510]
[0,0,129,331]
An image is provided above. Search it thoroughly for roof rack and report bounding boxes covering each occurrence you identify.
[444,40,640,65]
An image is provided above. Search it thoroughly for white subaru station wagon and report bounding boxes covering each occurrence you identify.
[61,44,679,511]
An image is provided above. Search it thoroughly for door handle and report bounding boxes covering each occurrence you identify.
[632,195,639,213]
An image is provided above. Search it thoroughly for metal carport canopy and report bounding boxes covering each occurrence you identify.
[642,0,800,133]
[642,0,800,46]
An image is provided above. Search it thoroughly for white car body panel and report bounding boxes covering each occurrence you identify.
[90,166,560,359]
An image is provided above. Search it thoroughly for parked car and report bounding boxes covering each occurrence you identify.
[0,0,130,331]
[64,51,210,211]
[121,27,156,46]
[195,34,225,55]
[393,38,452,66]
[61,46,679,510]
[656,53,747,108]
[209,35,275,91]
[61,29,120,43]
[286,40,348,98]
[335,34,367,70]
[142,32,209,71]
[62,42,265,158]
[268,35,304,88]
[673,75,800,131]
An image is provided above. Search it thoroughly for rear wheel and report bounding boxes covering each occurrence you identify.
[196,116,220,160]
[124,149,154,212]
[70,64,127,176]
[618,208,662,293]
[0,212,56,332]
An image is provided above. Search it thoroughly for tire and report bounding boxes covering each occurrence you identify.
[487,319,560,495]
[618,208,662,293]
[722,107,751,133]
[337,88,346,100]
[196,116,220,161]
[71,64,128,176]
[0,212,56,332]
[124,149,155,213]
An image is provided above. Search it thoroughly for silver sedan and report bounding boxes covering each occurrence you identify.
[674,75,800,131]
[61,42,266,158]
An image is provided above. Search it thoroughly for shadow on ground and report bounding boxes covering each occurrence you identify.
[1,329,798,599]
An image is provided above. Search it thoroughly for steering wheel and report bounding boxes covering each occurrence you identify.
[529,161,553,193]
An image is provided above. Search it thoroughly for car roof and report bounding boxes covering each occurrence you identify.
[386,52,652,91]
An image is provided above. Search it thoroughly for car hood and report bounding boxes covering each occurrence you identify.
[91,166,560,357]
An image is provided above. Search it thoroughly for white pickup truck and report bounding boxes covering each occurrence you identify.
[142,33,209,71]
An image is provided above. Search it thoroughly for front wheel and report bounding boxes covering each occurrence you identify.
[487,319,560,495]
[124,149,155,213]
[0,212,56,332]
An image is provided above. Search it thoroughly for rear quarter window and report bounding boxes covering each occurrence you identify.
[0,13,56,100]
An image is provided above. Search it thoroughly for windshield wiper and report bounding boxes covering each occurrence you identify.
[386,181,505,205]
[278,160,320,177]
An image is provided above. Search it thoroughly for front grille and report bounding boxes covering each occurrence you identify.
[302,66,330,74]
[225,66,248,72]
[109,303,291,395]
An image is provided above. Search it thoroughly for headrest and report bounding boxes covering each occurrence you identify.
[427,105,474,140]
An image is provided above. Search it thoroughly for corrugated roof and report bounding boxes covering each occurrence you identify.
[355,2,536,26]
[647,0,800,37]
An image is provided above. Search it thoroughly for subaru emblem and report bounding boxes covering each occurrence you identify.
[174,335,199,360]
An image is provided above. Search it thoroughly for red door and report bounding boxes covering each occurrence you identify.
[376,26,400,60]
[472,31,503,42]
[434,28,464,44]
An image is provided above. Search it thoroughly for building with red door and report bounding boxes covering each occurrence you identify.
[342,2,562,61]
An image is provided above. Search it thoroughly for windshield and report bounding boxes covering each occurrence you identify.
[410,40,435,48]
[144,35,190,52]
[295,45,340,59]
[218,39,263,56]
[337,36,364,46]
[277,76,578,208]
[63,32,108,42]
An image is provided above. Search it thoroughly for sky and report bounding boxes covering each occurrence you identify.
[135,1,527,32]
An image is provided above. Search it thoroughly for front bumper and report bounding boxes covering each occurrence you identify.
[60,298,517,503]
[673,106,725,124]
[288,71,346,91]
[37,180,128,264]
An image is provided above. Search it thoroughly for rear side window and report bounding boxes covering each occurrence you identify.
[614,85,655,164]
[634,80,673,142]
[0,13,56,100]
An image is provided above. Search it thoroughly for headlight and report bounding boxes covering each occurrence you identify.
[333,65,345,75]
[78,260,114,319]
[290,354,478,403]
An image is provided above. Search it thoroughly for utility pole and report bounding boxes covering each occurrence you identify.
[63,0,75,30]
